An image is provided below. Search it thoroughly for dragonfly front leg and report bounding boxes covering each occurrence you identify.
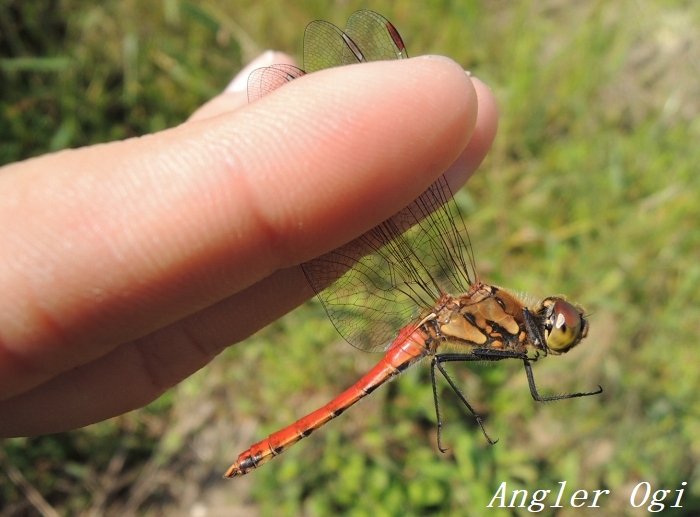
[523,359,603,402]
[431,355,498,450]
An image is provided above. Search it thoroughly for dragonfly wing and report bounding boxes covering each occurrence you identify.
[303,11,408,74]
[247,64,306,103]
[304,20,363,72]
[302,176,476,352]
[344,10,409,61]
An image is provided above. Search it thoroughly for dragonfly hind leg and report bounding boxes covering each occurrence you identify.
[430,355,498,451]
[523,359,603,402]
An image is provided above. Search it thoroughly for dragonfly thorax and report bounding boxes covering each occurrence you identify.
[422,285,589,360]
[424,284,527,354]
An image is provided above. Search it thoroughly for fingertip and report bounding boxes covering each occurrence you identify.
[444,74,499,192]
[470,75,499,142]
[411,54,479,103]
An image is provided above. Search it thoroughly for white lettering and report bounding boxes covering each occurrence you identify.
[630,482,651,508]
[552,481,566,507]
[487,482,507,507]
[671,482,687,508]
[570,490,588,508]
[589,489,610,507]
[648,490,670,512]
[528,490,550,512]
[509,489,528,508]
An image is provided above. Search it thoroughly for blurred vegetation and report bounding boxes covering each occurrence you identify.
[2,0,700,515]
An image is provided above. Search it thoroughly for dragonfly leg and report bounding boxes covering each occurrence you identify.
[523,307,547,348]
[523,359,603,402]
[432,355,498,446]
[430,358,448,453]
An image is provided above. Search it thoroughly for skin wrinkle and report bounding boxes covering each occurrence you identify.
[221,107,330,269]
[119,342,167,403]
[26,295,73,360]
[135,324,214,402]
[0,336,39,380]
[85,342,166,420]
[145,112,307,314]
[176,316,221,360]
[133,334,186,397]
[214,123,289,279]
[5,198,123,362]
[2,247,84,381]
[146,314,221,393]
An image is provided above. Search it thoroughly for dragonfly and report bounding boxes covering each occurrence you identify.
[225,10,601,478]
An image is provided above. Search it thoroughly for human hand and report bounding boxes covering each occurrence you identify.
[0,52,498,436]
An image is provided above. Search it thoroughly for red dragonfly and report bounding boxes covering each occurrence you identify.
[226,10,601,478]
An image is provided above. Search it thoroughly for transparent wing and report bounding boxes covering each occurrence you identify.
[344,10,408,61]
[302,176,476,352]
[303,19,362,72]
[247,64,306,102]
[304,10,408,73]
[247,11,407,100]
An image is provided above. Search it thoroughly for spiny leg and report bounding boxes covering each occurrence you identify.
[523,360,603,402]
[430,357,447,452]
[432,355,498,447]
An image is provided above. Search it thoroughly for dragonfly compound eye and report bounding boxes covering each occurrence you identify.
[545,299,587,353]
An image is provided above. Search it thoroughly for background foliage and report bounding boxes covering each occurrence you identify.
[2,0,700,515]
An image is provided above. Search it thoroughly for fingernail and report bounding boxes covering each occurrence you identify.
[468,74,492,92]
[226,50,277,92]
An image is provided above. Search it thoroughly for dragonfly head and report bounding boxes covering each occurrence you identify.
[541,297,589,354]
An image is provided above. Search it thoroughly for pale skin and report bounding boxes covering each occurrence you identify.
[0,53,498,436]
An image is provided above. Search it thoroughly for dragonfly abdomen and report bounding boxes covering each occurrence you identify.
[224,326,430,477]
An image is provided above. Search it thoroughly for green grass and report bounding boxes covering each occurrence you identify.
[3,0,700,515]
